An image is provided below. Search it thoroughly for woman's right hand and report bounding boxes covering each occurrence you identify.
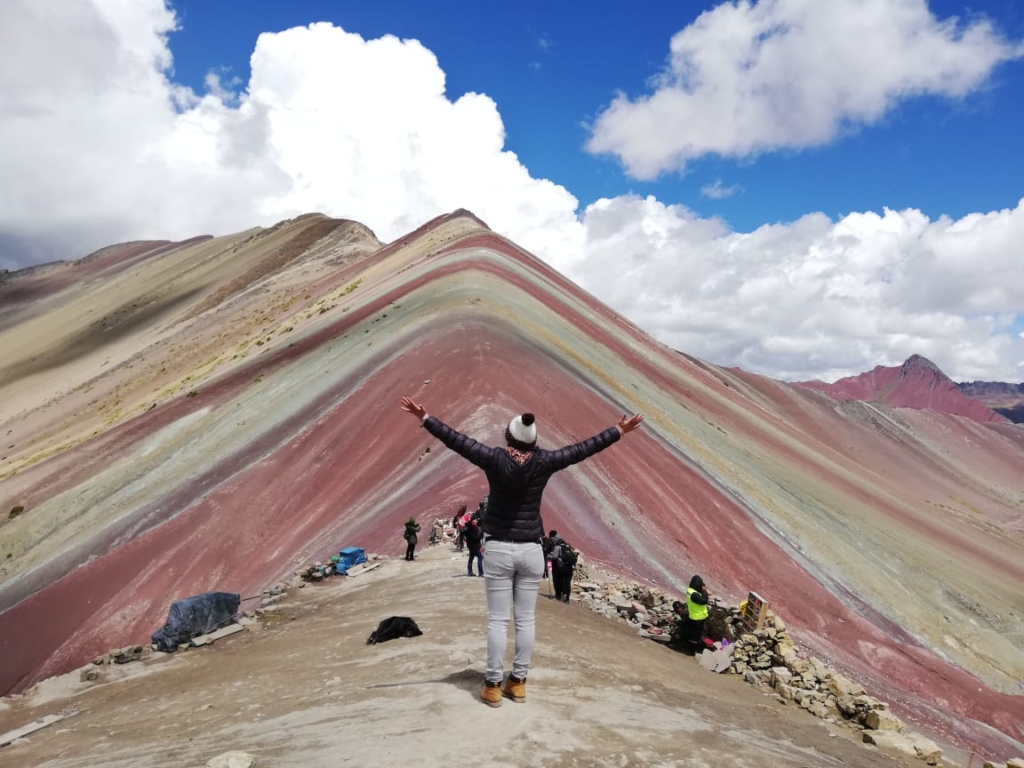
[617,413,644,434]
[400,397,428,421]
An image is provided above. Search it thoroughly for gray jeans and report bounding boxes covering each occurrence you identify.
[482,539,544,683]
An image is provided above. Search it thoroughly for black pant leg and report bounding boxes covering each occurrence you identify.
[687,617,706,652]
[553,570,569,599]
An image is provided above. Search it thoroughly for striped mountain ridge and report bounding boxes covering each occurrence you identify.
[0,211,1021,757]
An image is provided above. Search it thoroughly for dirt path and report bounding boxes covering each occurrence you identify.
[0,546,924,768]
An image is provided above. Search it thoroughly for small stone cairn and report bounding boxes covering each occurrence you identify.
[78,644,148,681]
[295,562,337,582]
[294,552,386,584]
[571,563,957,766]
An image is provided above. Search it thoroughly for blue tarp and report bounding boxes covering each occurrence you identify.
[336,547,367,574]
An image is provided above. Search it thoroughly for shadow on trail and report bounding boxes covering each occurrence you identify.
[363,668,481,694]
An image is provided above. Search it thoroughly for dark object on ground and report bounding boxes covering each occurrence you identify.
[366,616,423,645]
[151,591,241,652]
[706,601,732,640]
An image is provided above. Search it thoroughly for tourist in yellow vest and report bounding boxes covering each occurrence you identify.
[684,575,710,655]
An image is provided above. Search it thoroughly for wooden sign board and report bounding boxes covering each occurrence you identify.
[740,591,768,632]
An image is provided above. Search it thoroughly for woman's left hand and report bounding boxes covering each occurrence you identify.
[400,397,428,420]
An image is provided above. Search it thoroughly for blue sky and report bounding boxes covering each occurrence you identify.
[166,0,1024,232]
[2,0,1023,382]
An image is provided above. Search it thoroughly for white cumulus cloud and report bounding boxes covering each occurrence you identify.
[0,2,579,270]
[586,0,1024,179]
[570,196,1024,381]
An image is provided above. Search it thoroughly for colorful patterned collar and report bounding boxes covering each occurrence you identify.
[505,446,534,465]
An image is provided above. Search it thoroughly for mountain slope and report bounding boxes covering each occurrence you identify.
[0,212,1021,757]
[957,380,1024,423]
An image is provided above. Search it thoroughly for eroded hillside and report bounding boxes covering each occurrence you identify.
[0,211,1021,757]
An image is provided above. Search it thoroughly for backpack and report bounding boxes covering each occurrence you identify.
[563,545,578,568]
[465,520,483,547]
[552,542,578,570]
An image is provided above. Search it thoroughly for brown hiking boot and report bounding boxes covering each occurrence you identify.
[480,680,503,708]
[502,674,526,702]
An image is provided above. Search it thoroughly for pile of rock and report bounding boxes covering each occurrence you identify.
[293,552,387,584]
[81,644,148,681]
[92,644,146,666]
[263,581,292,600]
[571,565,954,765]
[573,578,680,641]
[713,609,945,764]
[572,570,732,636]
[720,607,792,675]
[295,562,337,582]
[428,518,457,545]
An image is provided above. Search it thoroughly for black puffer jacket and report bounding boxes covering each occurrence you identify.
[423,416,620,542]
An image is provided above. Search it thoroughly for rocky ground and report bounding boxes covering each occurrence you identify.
[0,544,993,768]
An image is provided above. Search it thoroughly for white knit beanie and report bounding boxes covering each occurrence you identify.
[506,413,537,447]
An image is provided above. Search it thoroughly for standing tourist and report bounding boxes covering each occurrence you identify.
[403,517,421,561]
[399,397,644,706]
[684,575,710,654]
[465,512,484,577]
[549,535,578,603]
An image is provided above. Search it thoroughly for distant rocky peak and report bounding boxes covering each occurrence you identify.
[900,354,946,380]
[795,353,1007,423]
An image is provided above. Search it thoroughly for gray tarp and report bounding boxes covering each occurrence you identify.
[151,591,241,652]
